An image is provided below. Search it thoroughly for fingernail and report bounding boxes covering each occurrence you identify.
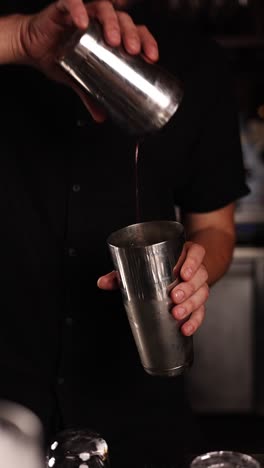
[78,14,88,28]
[176,307,185,319]
[184,324,194,336]
[149,46,158,58]
[129,40,140,51]
[174,290,184,302]
[183,267,192,279]
[110,30,120,41]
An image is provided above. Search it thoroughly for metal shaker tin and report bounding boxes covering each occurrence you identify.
[57,20,184,136]
[107,220,193,377]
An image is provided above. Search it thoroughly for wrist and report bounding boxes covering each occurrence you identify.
[11,14,34,65]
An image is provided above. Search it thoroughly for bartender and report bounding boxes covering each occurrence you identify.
[0,0,249,465]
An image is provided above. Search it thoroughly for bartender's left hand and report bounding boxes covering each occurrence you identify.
[97,241,209,337]
[19,0,159,121]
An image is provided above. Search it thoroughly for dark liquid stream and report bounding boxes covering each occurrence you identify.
[135,140,141,223]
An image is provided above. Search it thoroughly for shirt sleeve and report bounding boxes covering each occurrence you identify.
[173,41,250,214]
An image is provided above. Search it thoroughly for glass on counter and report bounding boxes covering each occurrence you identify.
[46,427,110,468]
[191,451,260,468]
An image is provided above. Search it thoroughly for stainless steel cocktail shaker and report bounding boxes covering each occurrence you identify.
[107,220,193,377]
[57,20,184,135]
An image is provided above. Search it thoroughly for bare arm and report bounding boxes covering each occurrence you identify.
[167,202,236,335]
[183,202,236,287]
[0,14,26,64]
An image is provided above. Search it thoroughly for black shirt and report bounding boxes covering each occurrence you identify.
[0,1,249,463]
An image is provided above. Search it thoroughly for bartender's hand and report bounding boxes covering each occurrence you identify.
[18,0,159,121]
[169,241,209,336]
[97,241,209,337]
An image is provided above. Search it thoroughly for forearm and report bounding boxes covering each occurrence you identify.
[187,227,236,286]
[0,14,28,64]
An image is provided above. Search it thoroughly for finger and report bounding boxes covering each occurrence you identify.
[117,11,141,54]
[171,283,209,322]
[87,1,121,46]
[171,264,208,304]
[180,242,206,281]
[97,271,119,290]
[56,0,89,29]
[180,305,206,336]
[137,25,159,62]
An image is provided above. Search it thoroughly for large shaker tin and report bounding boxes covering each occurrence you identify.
[57,20,184,135]
[107,220,193,377]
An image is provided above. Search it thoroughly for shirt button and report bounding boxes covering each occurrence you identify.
[76,119,88,127]
[72,184,81,193]
[68,247,77,257]
[65,317,73,326]
[57,377,65,385]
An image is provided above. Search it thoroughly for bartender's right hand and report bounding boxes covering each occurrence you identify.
[17,0,159,121]
[97,271,119,290]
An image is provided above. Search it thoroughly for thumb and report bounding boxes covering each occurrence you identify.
[97,271,119,290]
